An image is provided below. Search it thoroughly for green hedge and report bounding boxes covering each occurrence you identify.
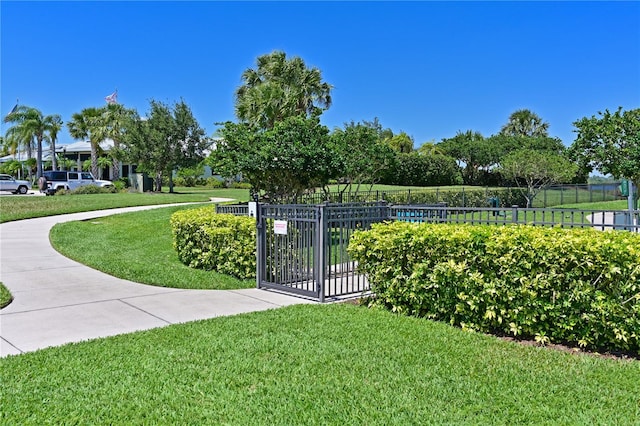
[348,222,640,354]
[382,187,527,207]
[171,207,256,279]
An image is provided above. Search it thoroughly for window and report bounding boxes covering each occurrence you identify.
[68,172,79,180]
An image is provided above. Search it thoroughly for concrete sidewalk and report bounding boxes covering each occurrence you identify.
[0,203,312,357]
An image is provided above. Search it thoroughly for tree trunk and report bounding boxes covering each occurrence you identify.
[155,172,162,192]
[169,174,174,193]
[91,142,99,178]
[51,139,57,171]
[36,136,43,178]
[111,139,121,181]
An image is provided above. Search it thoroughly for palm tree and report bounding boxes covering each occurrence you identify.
[3,106,61,178]
[235,50,333,129]
[67,107,103,178]
[500,109,550,138]
[45,115,64,170]
[101,104,135,180]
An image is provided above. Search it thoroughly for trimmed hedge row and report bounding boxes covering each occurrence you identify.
[348,222,640,354]
[171,207,256,279]
[382,187,527,207]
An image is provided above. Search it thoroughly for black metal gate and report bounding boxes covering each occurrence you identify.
[256,202,388,302]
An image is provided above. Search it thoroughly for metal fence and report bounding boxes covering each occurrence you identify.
[227,201,640,301]
[256,202,388,302]
[215,204,250,216]
[293,183,625,208]
[390,205,640,232]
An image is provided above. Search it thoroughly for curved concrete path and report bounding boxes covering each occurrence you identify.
[0,203,312,357]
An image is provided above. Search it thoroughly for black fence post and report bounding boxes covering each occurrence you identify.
[512,205,519,224]
[256,203,264,289]
[316,204,327,303]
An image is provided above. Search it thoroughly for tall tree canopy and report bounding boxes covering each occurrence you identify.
[123,100,209,192]
[569,107,640,187]
[4,106,62,178]
[387,131,414,153]
[330,122,396,194]
[67,107,104,178]
[438,130,494,185]
[500,109,550,138]
[235,51,333,129]
[501,149,577,207]
[213,116,336,202]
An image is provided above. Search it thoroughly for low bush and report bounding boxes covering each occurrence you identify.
[206,177,225,188]
[349,222,640,354]
[171,207,256,279]
[54,185,118,195]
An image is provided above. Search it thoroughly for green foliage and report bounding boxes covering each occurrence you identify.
[387,131,414,153]
[570,107,640,187]
[349,222,640,354]
[54,185,118,196]
[382,187,526,207]
[123,99,209,192]
[499,109,550,138]
[500,149,578,207]
[213,116,335,202]
[235,50,333,129]
[171,207,256,279]
[0,282,13,309]
[330,121,396,193]
[206,177,225,188]
[381,152,462,186]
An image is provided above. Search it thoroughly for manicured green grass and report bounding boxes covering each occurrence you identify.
[0,282,12,308]
[1,304,638,424]
[532,187,623,207]
[50,204,253,290]
[556,199,630,210]
[0,187,250,223]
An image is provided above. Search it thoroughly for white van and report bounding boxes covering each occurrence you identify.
[41,171,113,195]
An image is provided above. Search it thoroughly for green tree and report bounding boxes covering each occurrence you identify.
[123,100,208,192]
[3,106,62,178]
[383,152,462,186]
[387,131,414,153]
[67,107,104,178]
[213,116,335,202]
[500,109,550,138]
[501,149,577,207]
[235,51,333,129]
[438,130,495,185]
[100,104,137,180]
[569,107,640,188]
[330,122,396,194]
[45,115,63,170]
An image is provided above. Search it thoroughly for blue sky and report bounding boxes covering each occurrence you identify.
[2,1,639,149]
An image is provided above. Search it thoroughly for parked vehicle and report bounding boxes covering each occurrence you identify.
[0,174,32,194]
[40,171,113,195]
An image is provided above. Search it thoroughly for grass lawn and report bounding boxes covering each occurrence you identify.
[0,187,250,223]
[0,282,12,308]
[1,304,638,424]
[50,204,253,290]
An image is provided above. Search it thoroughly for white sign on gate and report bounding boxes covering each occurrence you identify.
[273,220,288,235]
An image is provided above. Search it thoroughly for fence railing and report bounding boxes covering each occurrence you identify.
[292,183,625,208]
[390,205,640,232]
[225,201,639,302]
[215,204,250,216]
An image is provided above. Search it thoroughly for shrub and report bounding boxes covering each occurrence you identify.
[171,207,256,279]
[54,186,117,195]
[382,187,527,207]
[206,177,225,188]
[348,222,640,354]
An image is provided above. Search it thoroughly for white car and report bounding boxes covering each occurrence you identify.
[0,174,32,194]
[41,171,113,195]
